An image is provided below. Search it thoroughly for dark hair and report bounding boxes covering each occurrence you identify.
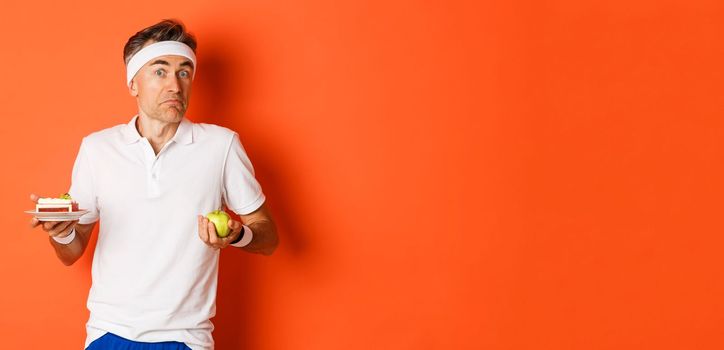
[123,19,197,65]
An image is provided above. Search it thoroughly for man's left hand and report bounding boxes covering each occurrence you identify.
[197,215,243,249]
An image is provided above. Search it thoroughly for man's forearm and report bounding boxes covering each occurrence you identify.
[49,235,85,266]
[240,220,278,255]
[49,224,93,266]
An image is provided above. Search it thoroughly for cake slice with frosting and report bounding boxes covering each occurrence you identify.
[36,193,79,212]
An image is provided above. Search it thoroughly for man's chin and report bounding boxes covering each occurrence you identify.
[165,107,186,121]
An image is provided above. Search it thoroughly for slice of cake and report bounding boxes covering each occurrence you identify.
[36,193,79,212]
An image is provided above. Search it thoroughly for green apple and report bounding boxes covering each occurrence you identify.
[206,210,231,238]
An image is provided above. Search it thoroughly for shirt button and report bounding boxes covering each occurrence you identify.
[152,173,157,179]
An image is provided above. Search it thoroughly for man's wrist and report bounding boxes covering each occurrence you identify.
[52,228,76,245]
[229,225,244,244]
[230,225,253,247]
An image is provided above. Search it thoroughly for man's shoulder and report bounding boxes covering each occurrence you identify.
[191,121,238,141]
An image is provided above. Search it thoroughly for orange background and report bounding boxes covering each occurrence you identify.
[1,0,723,349]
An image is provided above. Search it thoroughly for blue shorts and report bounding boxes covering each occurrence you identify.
[85,332,192,350]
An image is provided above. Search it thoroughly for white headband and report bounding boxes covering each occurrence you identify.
[125,40,197,87]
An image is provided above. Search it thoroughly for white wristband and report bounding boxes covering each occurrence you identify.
[230,225,253,248]
[52,228,76,245]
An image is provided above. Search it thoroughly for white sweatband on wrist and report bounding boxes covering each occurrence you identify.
[231,225,253,248]
[126,40,197,87]
[52,228,76,245]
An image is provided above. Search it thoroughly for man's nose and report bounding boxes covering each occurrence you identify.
[166,74,181,92]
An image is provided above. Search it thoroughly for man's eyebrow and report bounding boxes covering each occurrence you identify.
[150,59,169,66]
[149,59,194,69]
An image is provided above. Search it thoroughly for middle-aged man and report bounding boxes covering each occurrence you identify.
[28,19,278,350]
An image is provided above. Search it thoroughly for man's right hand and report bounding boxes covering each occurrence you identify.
[29,193,79,239]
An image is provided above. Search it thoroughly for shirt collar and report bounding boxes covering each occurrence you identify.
[121,114,193,145]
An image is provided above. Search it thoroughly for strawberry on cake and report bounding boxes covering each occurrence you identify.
[36,193,79,212]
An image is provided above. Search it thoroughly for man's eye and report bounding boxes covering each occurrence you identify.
[155,69,165,76]
[179,71,189,78]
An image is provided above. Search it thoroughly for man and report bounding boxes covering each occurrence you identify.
[28,19,278,350]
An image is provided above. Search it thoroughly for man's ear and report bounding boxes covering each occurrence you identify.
[128,79,138,97]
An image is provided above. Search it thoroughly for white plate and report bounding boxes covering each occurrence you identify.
[24,210,89,222]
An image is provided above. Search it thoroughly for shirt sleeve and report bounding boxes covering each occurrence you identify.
[68,138,100,224]
[222,132,266,215]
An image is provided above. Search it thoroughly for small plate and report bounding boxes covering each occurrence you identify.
[24,209,90,222]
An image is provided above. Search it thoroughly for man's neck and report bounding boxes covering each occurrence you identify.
[135,113,181,154]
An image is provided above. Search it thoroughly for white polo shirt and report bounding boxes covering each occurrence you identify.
[68,114,266,350]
